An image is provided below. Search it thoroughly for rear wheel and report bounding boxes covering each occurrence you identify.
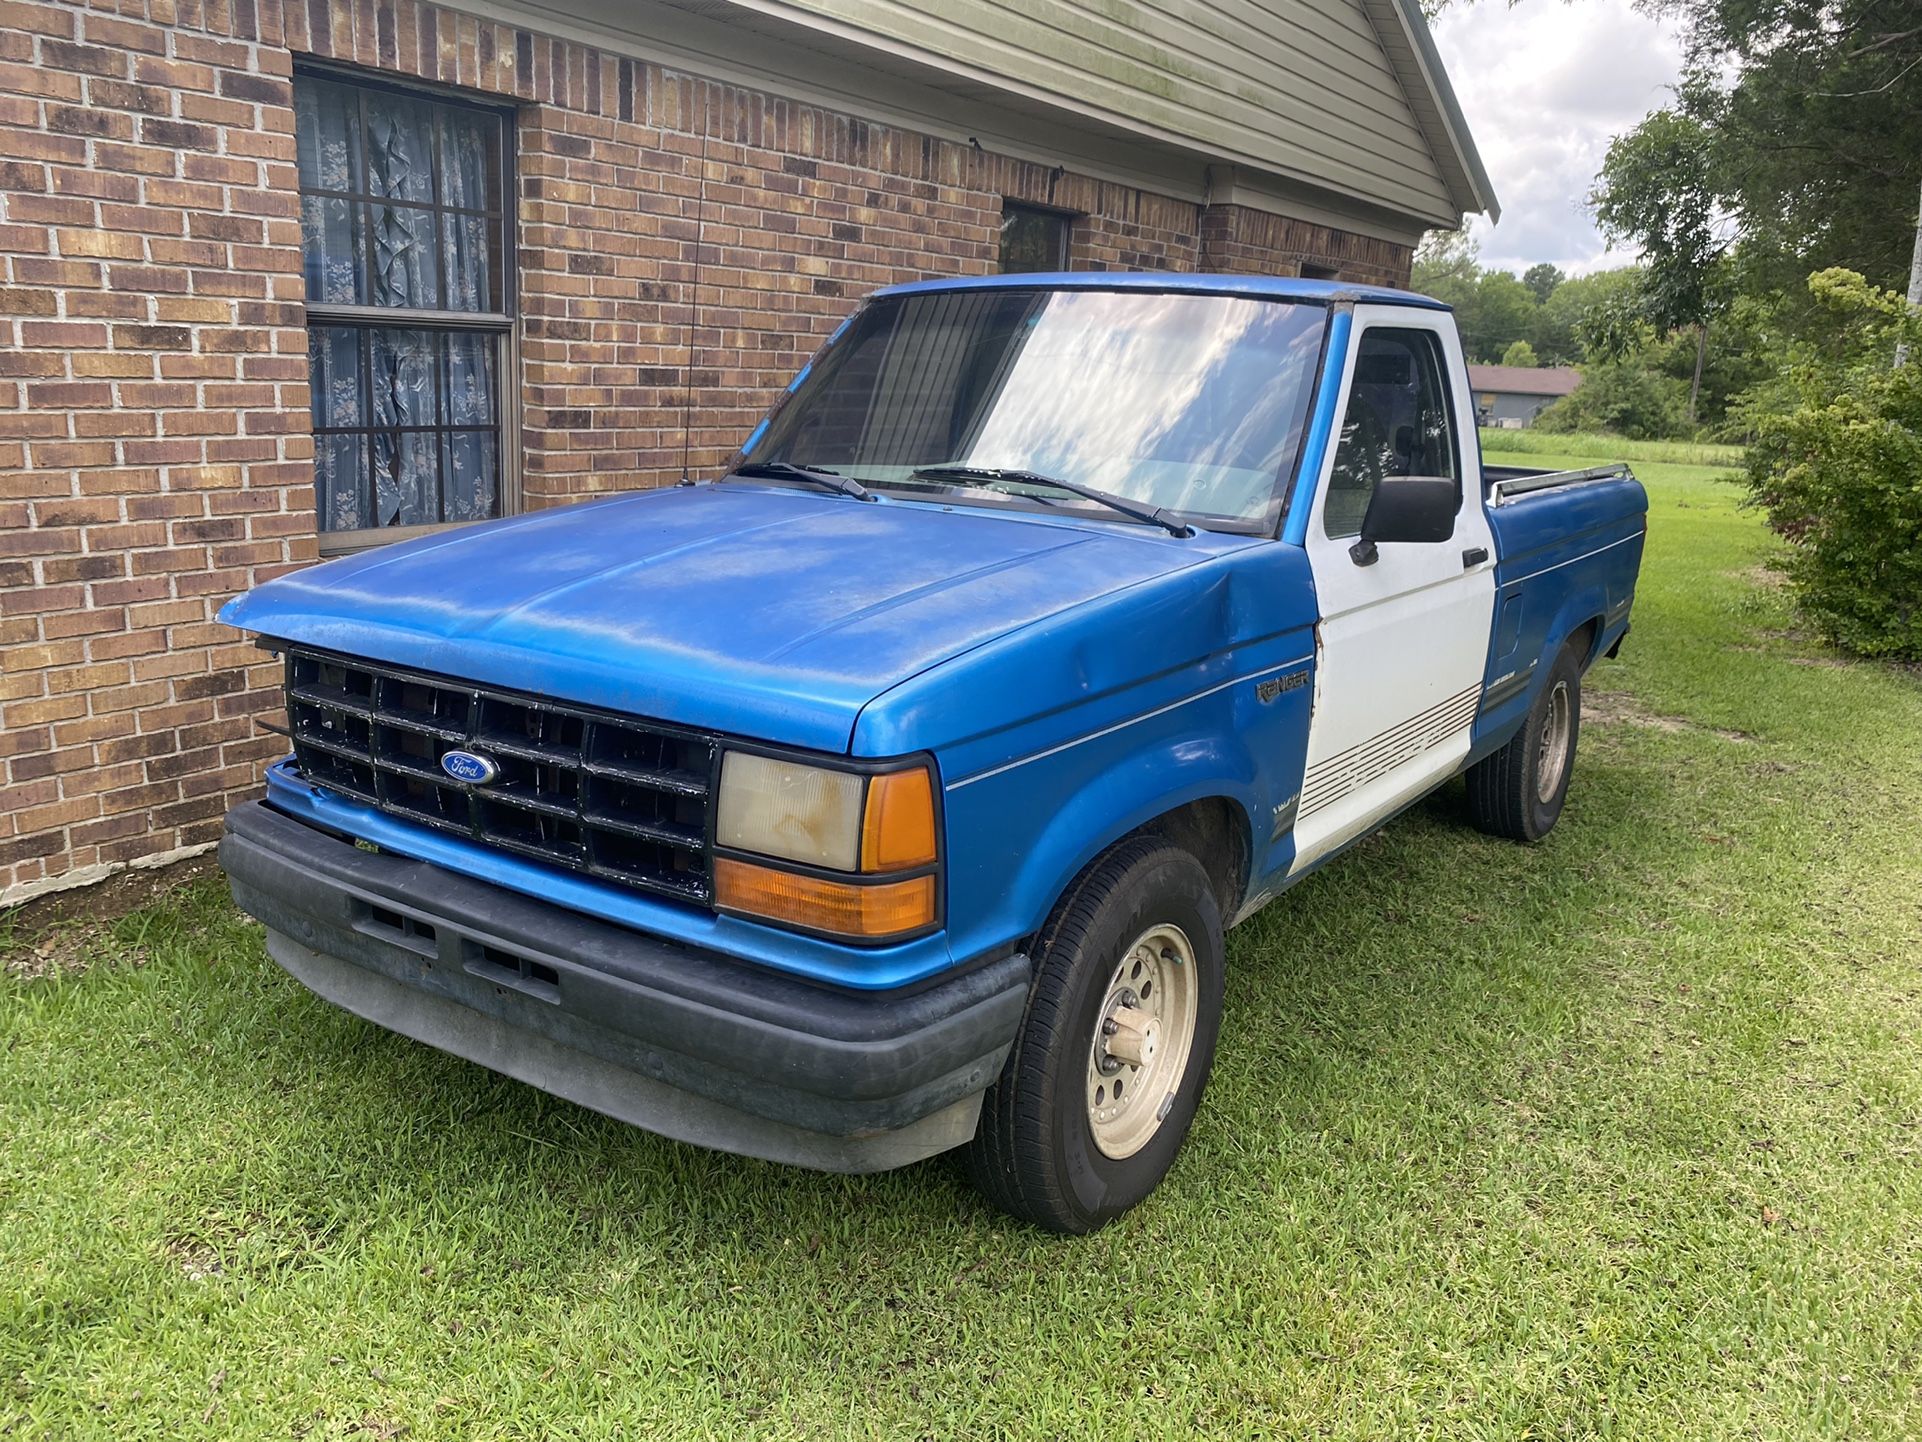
[965,837,1224,1234]
[1466,643,1582,842]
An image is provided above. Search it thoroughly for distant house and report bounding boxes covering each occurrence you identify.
[1469,366,1583,427]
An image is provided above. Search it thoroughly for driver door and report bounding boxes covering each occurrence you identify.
[1288,307,1495,873]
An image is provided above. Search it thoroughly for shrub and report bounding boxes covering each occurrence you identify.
[1536,360,1693,440]
[1744,269,1922,659]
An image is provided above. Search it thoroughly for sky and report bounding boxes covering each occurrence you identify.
[1430,0,1688,277]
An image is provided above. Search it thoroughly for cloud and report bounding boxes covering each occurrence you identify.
[1431,0,1686,275]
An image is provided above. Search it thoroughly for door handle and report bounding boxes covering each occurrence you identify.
[1462,546,1489,568]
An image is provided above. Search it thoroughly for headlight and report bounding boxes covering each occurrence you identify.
[712,752,939,942]
[715,753,866,869]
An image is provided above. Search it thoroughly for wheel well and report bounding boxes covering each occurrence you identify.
[1567,616,1603,669]
[1132,797,1249,921]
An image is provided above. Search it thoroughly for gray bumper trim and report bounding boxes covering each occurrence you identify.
[267,933,982,1173]
[220,802,1029,1173]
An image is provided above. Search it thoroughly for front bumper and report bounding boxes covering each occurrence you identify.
[219,802,1030,1173]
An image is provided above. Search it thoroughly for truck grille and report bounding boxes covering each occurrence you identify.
[282,646,716,906]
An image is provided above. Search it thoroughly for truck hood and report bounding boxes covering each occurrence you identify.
[221,483,1245,753]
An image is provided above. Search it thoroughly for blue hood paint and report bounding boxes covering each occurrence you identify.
[220,482,1251,754]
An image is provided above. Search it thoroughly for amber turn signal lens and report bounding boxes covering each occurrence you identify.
[861,766,938,872]
[714,858,937,940]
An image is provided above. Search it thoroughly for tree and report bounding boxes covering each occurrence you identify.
[1745,270,1922,658]
[1592,109,1727,422]
[1412,233,1546,363]
[1411,230,1482,330]
[1522,269,1645,367]
[1461,270,1537,363]
[1594,0,1920,306]
[1592,111,1723,333]
[1521,263,1565,305]
[1530,267,1642,366]
[1537,360,1693,441]
[1411,228,1481,294]
[1501,339,1539,367]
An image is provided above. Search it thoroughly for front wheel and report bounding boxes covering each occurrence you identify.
[965,838,1225,1234]
[1465,642,1582,842]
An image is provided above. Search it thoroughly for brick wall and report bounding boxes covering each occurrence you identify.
[1,0,1415,902]
[1200,203,1413,288]
[0,0,308,898]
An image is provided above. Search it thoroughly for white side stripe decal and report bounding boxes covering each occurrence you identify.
[1297,683,1480,821]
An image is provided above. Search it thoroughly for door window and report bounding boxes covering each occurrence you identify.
[1323,328,1458,538]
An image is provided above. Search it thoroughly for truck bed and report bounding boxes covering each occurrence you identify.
[1471,462,1647,757]
[1483,462,1633,502]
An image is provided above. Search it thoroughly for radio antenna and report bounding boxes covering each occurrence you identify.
[677,83,714,485]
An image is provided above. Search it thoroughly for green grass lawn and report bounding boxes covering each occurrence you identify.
[1479,428,1749,470]
[6,447,1922,1439]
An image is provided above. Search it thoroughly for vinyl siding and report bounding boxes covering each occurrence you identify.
[750,0,1459,224]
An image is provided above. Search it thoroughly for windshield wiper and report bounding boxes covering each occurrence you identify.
[729,460,873,502]
[910,466,1193,538]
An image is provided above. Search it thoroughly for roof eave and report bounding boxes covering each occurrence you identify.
[1361,0,1500,224]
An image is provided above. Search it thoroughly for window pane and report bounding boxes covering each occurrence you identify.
[316,327,502,534]
[1324,329,1459,539]
[436,107,497,212]
[370,328,439,428]
[300,193,364,304]
[369,202,439,309]
[999,205,1069,274]
[374,430,440,527]
[440,212,495,312]
[309,326,362,427]
[444,431,498,522]
[316,431,369,532]
[294,77,362,193]
[363,90,437,204]
[295,75,503,316]
[445,332,495,425]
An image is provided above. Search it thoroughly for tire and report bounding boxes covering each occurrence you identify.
[1466,642,1583,842]
[965,836,1225,1234]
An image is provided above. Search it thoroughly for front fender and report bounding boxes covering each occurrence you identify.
[937,658,1314,964]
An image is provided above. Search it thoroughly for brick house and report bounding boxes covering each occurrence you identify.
[0,0,1495,903]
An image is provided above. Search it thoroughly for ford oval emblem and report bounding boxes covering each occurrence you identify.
[440,749,500,785]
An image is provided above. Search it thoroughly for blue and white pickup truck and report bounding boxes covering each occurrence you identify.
[219,274,1645,1233]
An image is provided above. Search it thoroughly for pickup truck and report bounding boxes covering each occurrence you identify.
[218,273,1646,1233]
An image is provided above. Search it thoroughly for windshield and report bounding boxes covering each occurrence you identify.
[737,288,1329,531]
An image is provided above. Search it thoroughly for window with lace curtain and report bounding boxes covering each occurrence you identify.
[294,70,515,548]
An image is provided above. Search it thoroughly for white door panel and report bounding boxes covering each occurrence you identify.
[1290,306,1494,873]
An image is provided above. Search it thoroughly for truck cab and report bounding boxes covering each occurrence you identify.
[219,274,1646,1232]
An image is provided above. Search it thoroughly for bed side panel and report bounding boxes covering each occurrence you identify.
[1473,475,1648,754]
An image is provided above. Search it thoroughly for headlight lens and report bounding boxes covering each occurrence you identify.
[715,753,866,870]
[712,751,940,941]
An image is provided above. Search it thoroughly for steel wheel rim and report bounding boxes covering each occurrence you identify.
[1537,679,1572,804]
[1086,923,1200,1160]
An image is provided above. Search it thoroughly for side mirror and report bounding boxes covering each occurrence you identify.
[1349,475,1458,565]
